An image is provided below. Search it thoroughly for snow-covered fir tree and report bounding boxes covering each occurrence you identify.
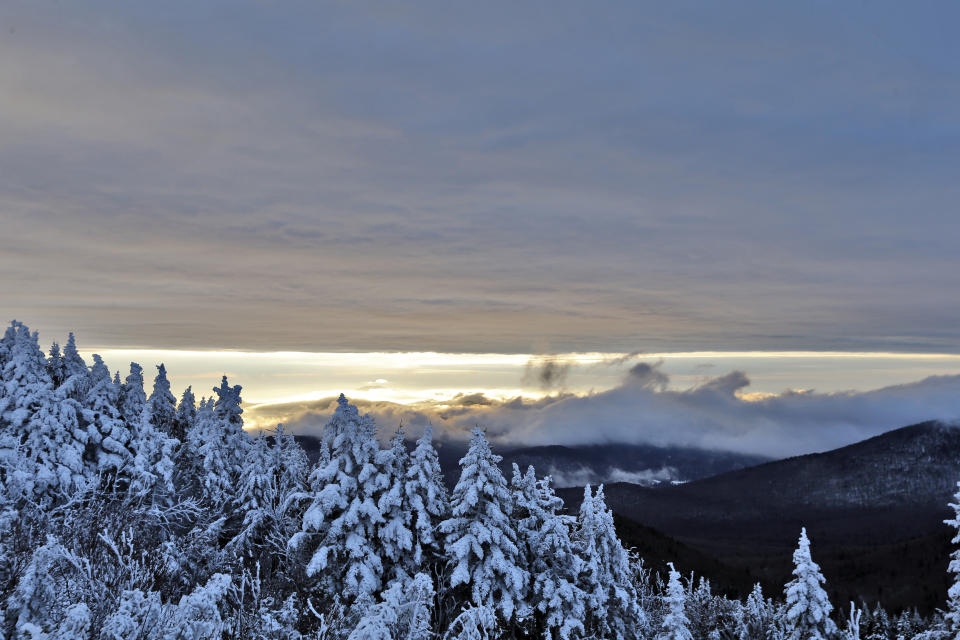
[512,464,586,640]
[945,481,960,639]
[128,405,179,499]
[741,583,774,640]
[82,353,133,478]
[185,377,249,506]
[349,572,436,640]
[232,432,273,554]
[272,423,308,499]
[119,362,147,433]
[441,428,528,624]
[784,528,836,640]
[660,564,693,640]
[147,363,177,436]
[375,427,415,584]
[62,332,88,382]
[576,484,644,640]
[0,324,87,502]
[46,341,66,388]
[232,426,307,559]
[405,424,450,568]
[173,385,196,441]
[289,394,386,604]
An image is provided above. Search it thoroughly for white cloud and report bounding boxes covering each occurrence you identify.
[250,364,960,458]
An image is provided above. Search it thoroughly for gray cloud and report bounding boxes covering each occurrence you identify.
[250,366,960,458]
[523,355,573,391]
[2,2,960,354]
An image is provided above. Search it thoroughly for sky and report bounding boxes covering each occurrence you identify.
[3,2,960,456]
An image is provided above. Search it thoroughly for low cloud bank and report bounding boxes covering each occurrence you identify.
[247,364,960,458]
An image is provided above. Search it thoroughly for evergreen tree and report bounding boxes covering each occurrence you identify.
[185,378,248,506]
[128,406,179,499]
[58,332,89,402]
[512,465,585,640]
[272,423,308,499]
[173,385,197,441]
[440,428,527,623]
[82,354,133,478]
[376,427,414,583]
[213,374,243,430]
[231,424,308,558]
[405,424,450,569]
[944,481,960,639]
[1,324,87,502]
[784,528,836,640]
[147,363,177,436]
[46,342,66,388]
[741,583,773,640]
[120,362,147,433]
[62,332,88,381]
[0,321,23,481]
[576,484,643,640]
[289,394,385,603]
[0,321,15,368]
[232,431,274,555]
[659,564,693,640]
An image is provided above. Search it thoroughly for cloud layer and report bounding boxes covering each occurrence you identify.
[2,2,959,354]
[248,364,960,458]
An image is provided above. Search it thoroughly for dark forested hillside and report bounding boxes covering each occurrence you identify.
[558,421,960,612]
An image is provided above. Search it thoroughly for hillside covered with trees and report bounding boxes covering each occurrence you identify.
[2,319,960,640]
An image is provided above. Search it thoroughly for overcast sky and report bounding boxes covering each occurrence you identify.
[4,3,960,454]
[2,1,959,355]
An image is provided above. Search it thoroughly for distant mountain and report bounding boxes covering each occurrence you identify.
[558,421,960,612]
[296,434,769,489]
[495,443,770,488]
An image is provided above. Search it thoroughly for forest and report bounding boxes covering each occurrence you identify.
[1,319,959,640]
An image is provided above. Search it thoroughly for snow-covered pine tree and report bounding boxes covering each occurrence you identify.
[213,374,244,431]
[740,583,773,640]
[147,363,177,436]
[576,484,644,640]
[440,428,527,624]
[232,422,308,560]
[232,431,274,556]
[784,528,836,640]
[46,341,66,388]
[163,572,233,639]
[128,405,179,499]
[82,354,133,479]
[349,572,437,640]
[0,321,23,482]
[0,321,15,367]
[120,362,147,435]
[0,323,50,432]
[405,424,450,569]
[173,385,197,441]
[512,464,585,640]
[185,377,249,506]
[510,464,537,573]
[944,481,960,639]
[272,423,308,500]
[687,576,721,640]
[289,394,385,604]
[376,427,414,584]
[0,324,87,502]
[659,564,693,640]
[62,332,88,381]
